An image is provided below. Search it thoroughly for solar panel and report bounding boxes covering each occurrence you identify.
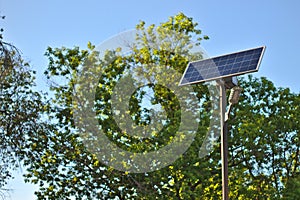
[179,46,266,86]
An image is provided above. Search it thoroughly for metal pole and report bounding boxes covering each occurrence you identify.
[219,81,229,200]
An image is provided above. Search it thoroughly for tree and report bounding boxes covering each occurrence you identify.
[23,13,216,200]
[0,16,47,199]
[22,13,300,199]
[228,76,300,199]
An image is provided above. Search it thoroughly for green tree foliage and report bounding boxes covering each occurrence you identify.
[228,76,300,199]
[282,173,300,199]
[24,13,216,200]
[0,16,46,198]
[21,13,300,199]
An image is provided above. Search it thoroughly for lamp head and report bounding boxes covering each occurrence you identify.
[229,86,242,104]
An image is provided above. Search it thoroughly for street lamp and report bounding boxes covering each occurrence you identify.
[179,46,265,200]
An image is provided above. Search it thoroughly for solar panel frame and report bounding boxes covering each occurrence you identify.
[179,46,266,86]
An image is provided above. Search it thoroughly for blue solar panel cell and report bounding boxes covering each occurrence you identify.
[179,46,265,85]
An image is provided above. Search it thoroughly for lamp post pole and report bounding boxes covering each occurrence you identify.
[219,81,229,200]
[219,82,242,200]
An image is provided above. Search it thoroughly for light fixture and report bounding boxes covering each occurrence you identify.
[228,86,242,105]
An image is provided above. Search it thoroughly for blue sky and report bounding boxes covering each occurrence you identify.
[1,0,300,199]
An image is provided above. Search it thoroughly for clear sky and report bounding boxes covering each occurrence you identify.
[1,0,300,199]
